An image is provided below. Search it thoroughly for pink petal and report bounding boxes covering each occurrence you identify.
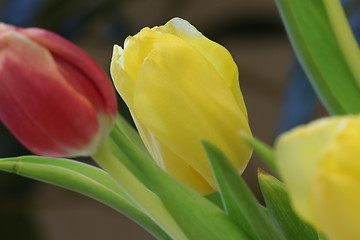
[0,30,99,156]
[20,27,117,116]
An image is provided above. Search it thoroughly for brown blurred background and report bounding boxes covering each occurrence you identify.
[0,0,326,239]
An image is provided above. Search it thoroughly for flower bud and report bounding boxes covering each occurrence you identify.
[0,23,117,157]
[276,115,360,240]
[111,18,252,195]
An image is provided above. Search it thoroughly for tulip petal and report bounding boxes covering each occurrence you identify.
[19,27,117,116]
[314,118,360,240]
[0,30,99,156]
[111,45,136,108]
[133,117,214,194]
[131,34,251,188]
[111,18,252,193]
[122,30,158,82]
[156,18,248,116]
[275,117,347,226]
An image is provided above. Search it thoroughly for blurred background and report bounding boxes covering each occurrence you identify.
[3,0,358,239]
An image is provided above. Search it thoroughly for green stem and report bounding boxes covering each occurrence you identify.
[239,132,279,176]
[92,145,188,240]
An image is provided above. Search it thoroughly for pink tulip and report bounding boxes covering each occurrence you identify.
[0,23,117,157]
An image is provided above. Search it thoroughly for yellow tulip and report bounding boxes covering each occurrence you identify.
[275,115,360,240]
[110,17,252,195]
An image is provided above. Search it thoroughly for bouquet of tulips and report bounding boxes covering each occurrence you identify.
[0,1,358,239]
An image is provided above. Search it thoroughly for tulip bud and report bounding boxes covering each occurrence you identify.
[275,115,360,240]
[110,17,252,195]
[0,23,117,157]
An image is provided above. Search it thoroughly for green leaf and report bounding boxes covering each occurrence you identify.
[204,191,224,210]
[258,172,318,240]
[106,126,249,240]
[240,132,279,176]
[322,0,360,87]
[104,137,149,187]
[106,115,154,189]
[275,0,360,114]
[0,156,171,240]
[93,146,188,240]
[95,119,188,239]
[112,114,150,157]
[202,140,285,240]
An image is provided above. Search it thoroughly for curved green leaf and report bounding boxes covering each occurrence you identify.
[105,124,249,240]
[0,156,170,240]
[112,114,150,157]
[202,140,285,240]
[276,0,360,114]
[323,0,360,86]
[93,146,188,240]
[258,172,318,240]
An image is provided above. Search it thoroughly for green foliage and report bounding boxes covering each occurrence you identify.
[240,132,278,176]
[105,123,249,240]
[258,173,318,240]
[0,156,169,240]
[276,0,360,114]
[202,140,285,240]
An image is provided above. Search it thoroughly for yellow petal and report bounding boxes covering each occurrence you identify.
[111,17,252,194]
[111,45,135,107]
[132,34,251,188]
[133,115,214,195]
[155,18,248,117]
[122,29,158,82]
[275,116,346,226]
[314,117,360,240]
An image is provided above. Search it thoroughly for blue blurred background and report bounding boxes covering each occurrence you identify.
[0,0,358,239]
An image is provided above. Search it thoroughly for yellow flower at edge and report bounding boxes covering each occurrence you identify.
[110,17,252,195]
[275,115,360,240]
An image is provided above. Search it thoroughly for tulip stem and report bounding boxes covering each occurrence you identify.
[92,144,188,240]
[240,132,280,176]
